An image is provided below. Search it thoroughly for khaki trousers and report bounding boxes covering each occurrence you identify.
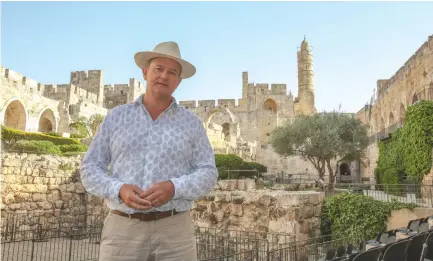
[99,210,197,261]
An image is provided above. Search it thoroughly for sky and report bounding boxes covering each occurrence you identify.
[1,1,433,113]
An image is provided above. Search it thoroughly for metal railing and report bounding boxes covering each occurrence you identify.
[1,212,105,261]
[217,169,260,180]
[264,180,433,207]
[1,211,366,261]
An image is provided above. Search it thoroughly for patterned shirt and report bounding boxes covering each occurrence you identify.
[80,94,218,214]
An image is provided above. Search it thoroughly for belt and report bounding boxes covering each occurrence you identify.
[111,209,181,221]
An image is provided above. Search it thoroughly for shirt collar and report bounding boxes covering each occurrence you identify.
[134,93,178,109]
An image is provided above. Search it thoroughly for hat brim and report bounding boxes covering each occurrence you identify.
[134,51,196,79]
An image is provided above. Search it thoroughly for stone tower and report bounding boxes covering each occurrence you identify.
[297,37,316,115]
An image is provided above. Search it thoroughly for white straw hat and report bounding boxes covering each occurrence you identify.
[134,41,196,79]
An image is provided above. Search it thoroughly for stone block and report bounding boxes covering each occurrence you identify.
[14,193,30,203]
[313,205,322,217]
[217,180,238,191]
[214,192,229,203]
[268,219,298,235]
[309,193,321,205]
[237,180,245,190]
[195,203,207,212]
[32,193,47,202]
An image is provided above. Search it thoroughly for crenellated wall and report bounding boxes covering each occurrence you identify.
[0,72,61,133]
[0,37,319,176]
[70,70,104,106]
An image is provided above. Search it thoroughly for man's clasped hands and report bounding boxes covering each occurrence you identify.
[119,181,175,210]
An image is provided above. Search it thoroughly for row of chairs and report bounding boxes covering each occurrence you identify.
[323,216,433,261]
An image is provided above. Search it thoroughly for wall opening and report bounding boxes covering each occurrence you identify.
[263,98,277,114]
[389,112,395,125]
[4,100,26,131]
[222,122,230,141]
[38,109,56,133]
[380,117,385,131]
[412,93,419,104]
[399,103,405,124]
[339,163,351,176]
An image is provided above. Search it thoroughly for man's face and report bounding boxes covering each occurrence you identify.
[143,57,182,100]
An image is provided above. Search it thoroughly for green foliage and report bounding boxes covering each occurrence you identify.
[69,114,105,138]
[58,144,88,153]
[1,125,80,147]
[269,111,369,181]
[11,140,62,155]
[45,132,62,137]
[69,117,89,137]
[377,100,433,184]
[70,133,87,139]
[320,193,417,241]
[215,154,267,179]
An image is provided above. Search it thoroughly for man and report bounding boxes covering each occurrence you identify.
[80,41,218,261]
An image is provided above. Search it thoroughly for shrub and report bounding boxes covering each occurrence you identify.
[45,132,62,137]
[320,193,416,241]
[70,133,87,139]
[215,154,267,180]
[58,144,88,153]
[1,125,80,147]
[377,100,433,184]
[11,140,61,155]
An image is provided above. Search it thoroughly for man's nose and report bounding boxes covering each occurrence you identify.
[160,70,169,79]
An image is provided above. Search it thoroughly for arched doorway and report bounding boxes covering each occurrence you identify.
[4,100,27,131]
[389,112,395,125]
[399,103,405,125]
[412,93,419,104]
[38,109,56,133]
[339,163,351,176]
[205,106,240,139]
[263,98,277,114]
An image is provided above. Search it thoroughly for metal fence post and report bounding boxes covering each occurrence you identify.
[31,233,35,261]
[68,229,73,261]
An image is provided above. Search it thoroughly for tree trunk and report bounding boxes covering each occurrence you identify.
[308,158,326,182]
[326,159,335,190]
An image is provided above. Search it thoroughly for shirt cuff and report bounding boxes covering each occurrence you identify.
[170,178,182,200]
[110,181,125,204]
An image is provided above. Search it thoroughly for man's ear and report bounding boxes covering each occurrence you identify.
[142,67,147,80]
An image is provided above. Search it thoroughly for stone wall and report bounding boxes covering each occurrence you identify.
[354,35,433,181]
[0,152,106,216]
[1,152,325,244]
[191,179,325,242]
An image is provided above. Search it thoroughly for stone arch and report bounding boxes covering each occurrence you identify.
[399,103,406,124]
[38,108,57,133]
[339,162,351,176]
[388,112,395,126]
[263,98,277,114]
[205,106,241,139]
[379,117,385,131]
[412,93,419,105]
[3,99,28,131]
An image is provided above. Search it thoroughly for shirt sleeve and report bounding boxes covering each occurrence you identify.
[170,118,218,201]
[80,110,124,202]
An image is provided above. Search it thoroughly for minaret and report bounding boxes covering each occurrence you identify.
[297,36,316,115]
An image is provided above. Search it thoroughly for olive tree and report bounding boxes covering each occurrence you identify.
[269,111,369,186]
